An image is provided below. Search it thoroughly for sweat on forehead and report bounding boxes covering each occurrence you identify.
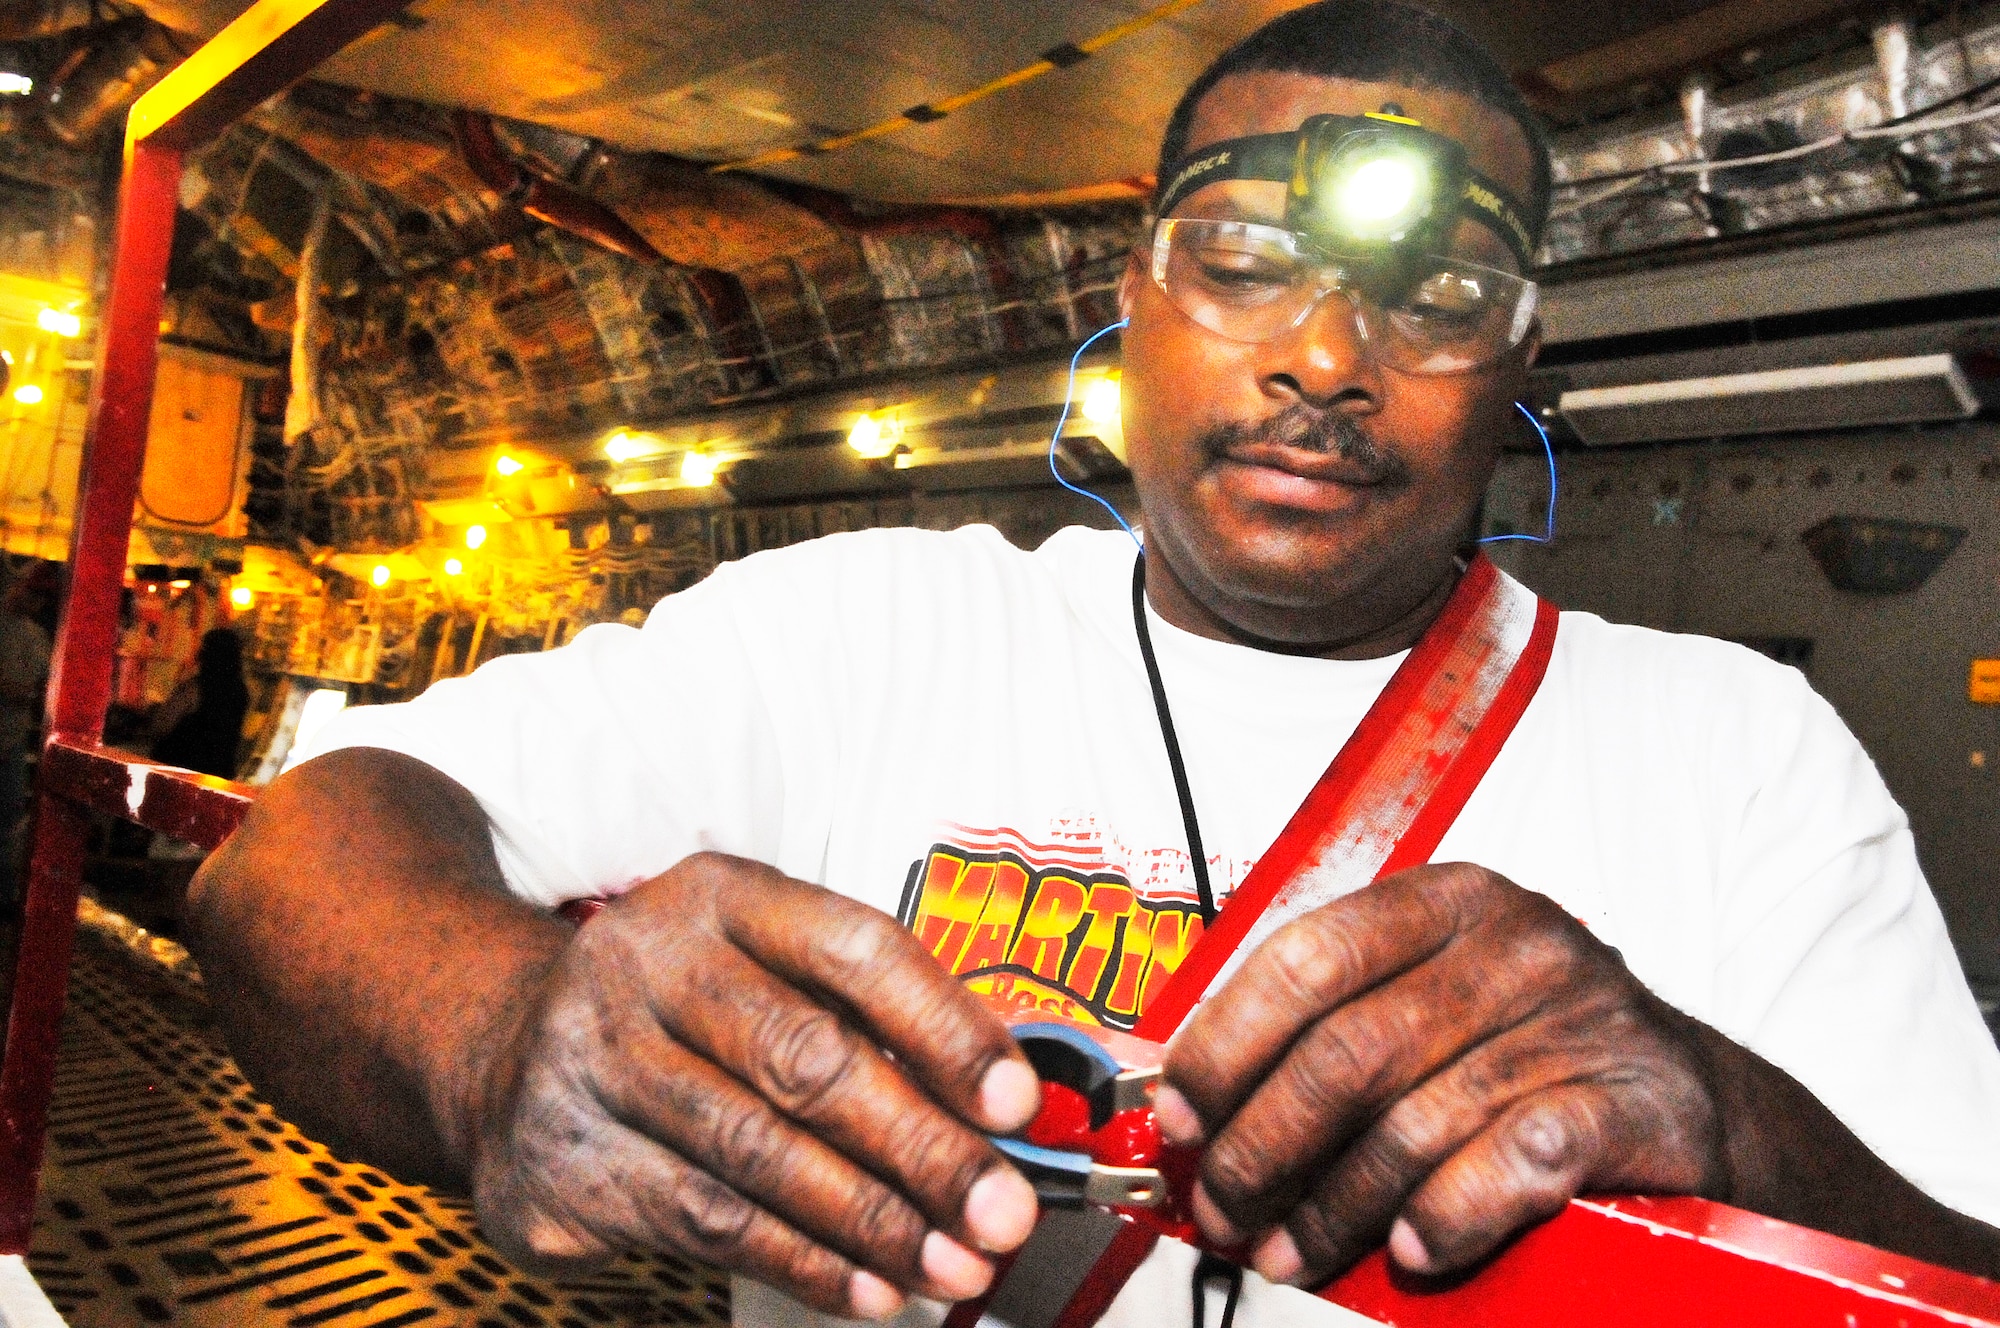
[1155,0,1552,246]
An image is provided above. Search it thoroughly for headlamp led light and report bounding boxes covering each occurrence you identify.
[1156,110,1535,274]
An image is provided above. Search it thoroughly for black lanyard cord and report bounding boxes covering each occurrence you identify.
[1132,551,1217,924]
[1192,1251,1245,1328]
[1135,552,1243,1324]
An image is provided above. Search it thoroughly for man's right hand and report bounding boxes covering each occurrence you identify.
[467,851,1042,1319]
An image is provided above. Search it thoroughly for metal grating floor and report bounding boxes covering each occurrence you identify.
[24,925,731,1327]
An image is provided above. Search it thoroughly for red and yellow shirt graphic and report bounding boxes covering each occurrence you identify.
[896,823,1233,1030]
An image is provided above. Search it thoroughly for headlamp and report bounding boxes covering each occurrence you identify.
[1156,110,1535,273]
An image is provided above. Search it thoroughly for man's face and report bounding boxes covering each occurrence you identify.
[1119,72,1540,648]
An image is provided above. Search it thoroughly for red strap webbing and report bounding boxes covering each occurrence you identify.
[1136,554,1557,1039]
[965,555,1560,1328]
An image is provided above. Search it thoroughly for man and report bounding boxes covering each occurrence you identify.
[187,3,2000,1325]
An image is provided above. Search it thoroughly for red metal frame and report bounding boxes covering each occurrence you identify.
[0,3,1993,1322]
[0,0,409,1252]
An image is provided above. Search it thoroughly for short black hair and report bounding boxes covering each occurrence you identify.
[1156,0,1552,250]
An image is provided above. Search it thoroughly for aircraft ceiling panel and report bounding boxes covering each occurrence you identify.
[937,7,1225,143]
[127,0,1811,203]
[741,132,1052,203]
[742,117,1169,202]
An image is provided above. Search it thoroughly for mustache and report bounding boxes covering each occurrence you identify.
[1197,407,1411,485]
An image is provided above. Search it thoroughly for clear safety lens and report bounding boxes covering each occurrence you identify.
[1150,217,1537,375]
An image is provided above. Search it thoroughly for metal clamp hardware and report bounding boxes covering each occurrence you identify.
[990,1022,1167,1211]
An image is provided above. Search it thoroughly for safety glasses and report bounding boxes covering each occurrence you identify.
[1149,217,1539,376]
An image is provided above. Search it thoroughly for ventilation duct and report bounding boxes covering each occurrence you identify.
[1558,354,1980,447]
[453,112,659,265]
[41,18,173,145]
[575,153,845,274]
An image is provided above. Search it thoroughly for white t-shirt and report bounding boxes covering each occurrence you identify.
[309,524,2000,1327]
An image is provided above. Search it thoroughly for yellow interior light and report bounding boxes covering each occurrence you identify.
[168,579,192,590]
[12,384,42,406]
[493,454,525,477]
[680,451,719,486]
[464,524,488,550]
[0,74,32,97]
[443,557,464,576]
[1081,371,1122,426]
[370,564,391,587]
[848,413,893,459]
[36,308,80,338]
[604,431,651,464]
[229,585,253,609]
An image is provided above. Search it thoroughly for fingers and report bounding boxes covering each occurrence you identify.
[1166,865,1478,1141]
[485,1111,899,1319]
[1267,1060,1712,1286]
[480,848,1048,1317]
[1156,859,1725,1289]
[695,854,1040,1134]
[632,917,1034,1259]
[1391,1083,1639,1275]
[600,956,1007,1299]
[620,1037,997,1300]
[1250,1020,1620,1283]
[1185,876,1563,1240]
[476,851,1046,1318]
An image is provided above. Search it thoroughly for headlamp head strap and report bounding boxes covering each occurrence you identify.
[1155,111,1536,271]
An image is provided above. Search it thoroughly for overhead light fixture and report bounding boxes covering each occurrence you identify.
[464,524,488,550]
[443,557,464,576]
[1081,371,1122,426]
[230,586,253,608]
[0,74,31,97]
[680,451,719,486]
[493,454,524,477]
[12,384,41,406]
[848,413,897,459]
[168,578,191,590]
[604,430,657,464]
[370,564,391,587]
[36,308,80,338]
[1559,353,1979,447]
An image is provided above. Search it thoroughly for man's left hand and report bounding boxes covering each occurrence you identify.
[1158,862,1724,1285]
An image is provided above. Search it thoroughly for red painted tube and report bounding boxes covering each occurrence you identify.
[1330,1195,2000,1327]
[45,140,183,745]
[0,137,185,1253]
[39,740,254,852]
[0,0,432,1253]
[139,0,414,153]
[0,740,252,1249]
[0,793,90,1251]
